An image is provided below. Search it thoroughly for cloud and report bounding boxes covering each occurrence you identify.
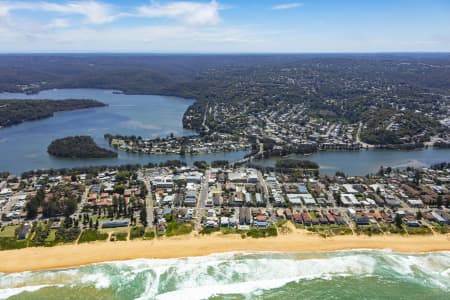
[38,1,118,24]
[45,18,70,29]
[0,1,119,24]
[137,0,221,26]
[272,2,303,10]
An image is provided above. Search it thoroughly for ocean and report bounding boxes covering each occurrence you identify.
[0,250,449,300]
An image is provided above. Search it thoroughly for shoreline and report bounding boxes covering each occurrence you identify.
[1,231,449,273]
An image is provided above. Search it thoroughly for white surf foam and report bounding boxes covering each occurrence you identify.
[0,284,63,299]
[130,252,377,299]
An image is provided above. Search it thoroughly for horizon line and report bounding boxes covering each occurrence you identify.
[0,51,450,55]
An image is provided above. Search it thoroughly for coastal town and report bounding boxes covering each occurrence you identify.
[104,97,450,157]
[1,160,449,250]
[104,133,252,155]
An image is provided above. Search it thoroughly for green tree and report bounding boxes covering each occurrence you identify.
[395,214,403,228]
[416,210,423,220]
[140,205,148,227]
[25,200,38,219]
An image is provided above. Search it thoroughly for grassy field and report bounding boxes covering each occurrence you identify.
[165,222,192,237]
[45,229,57,242]
[113,232,128,241]
[143,230,155,240]
[78,230,108,243]
[130,226,145,240]
[0,225,19,238]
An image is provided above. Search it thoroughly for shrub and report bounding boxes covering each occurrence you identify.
[144,231,155,240]
[130,226,145,239]
[114,232,128,241]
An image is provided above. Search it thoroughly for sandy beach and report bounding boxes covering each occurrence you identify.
[1,230,449,273]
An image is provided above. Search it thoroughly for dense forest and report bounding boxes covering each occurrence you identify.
[47,136,118,159]
[0,99,106,127]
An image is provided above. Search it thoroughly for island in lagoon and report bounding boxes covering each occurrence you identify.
[48,136,118,159]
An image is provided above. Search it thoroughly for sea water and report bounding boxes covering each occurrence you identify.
[0,250,449,300]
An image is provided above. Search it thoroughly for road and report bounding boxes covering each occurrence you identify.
[195,170,210,231]
[143,179,154,228]
[202,103,210,133]
[257,170,271,209]
[74,186,91,218]
[356,122,375,148]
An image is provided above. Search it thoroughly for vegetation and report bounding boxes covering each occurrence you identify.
[130,226,145,239]
[199,227,220,235]
[0,99,106,127]
[26,187,79,219]
[143,230,156,240]
[246,226,278,238]
[0,225,19,237]
[165,222,192,237]
[0,237,28,250]
[78,230,108,243]
[275,159,319,172]
[48,136,118,159]
[55,226,81,243]
[113,232,128,241]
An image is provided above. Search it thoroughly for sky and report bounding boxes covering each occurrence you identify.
[0,0,449,53]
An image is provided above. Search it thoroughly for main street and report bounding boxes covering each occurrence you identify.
[195,169,210,231]
[143,179,154,228]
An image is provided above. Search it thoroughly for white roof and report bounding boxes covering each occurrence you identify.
[343,184,358,193]
[286,194,302,204]
[301,194,316,205]
[341,194,359,205]
[407,199,424,206]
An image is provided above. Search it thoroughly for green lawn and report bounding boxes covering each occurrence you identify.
[130,226,145,240]
[406,226,433,235]
[0,225,19,238]
[113,232,128,241]
[165,222,192,237]
[0,237,28,250]
[78,230,108,243]
[45,229,57,242]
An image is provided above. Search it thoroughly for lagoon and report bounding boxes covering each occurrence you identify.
[253,148,450,175]
[0,89,246,174]
[0,88,448,175]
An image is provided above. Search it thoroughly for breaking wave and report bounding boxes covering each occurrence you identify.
[0,251,449,299]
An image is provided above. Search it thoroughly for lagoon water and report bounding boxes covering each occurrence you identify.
[254,148,450,175]
[0,88,448,175]
[0,251,449,300]
[0,89,246,174]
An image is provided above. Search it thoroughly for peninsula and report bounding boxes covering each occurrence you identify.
[0,99,107,127]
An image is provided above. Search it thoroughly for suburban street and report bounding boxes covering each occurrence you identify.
[144,179,154,228]
[195,169,210,231]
